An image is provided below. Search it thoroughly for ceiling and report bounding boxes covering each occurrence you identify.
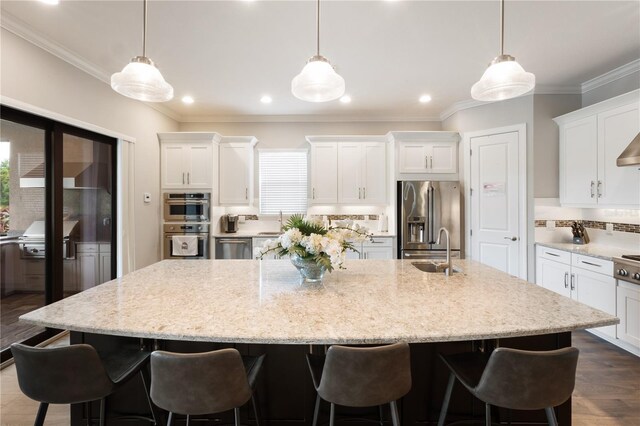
[1,1,639,121]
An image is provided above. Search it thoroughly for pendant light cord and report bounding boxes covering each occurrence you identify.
[316,0,320,56]
[142,0,148,58]
[500,0,504,56]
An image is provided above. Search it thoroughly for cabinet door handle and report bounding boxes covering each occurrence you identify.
[570,273,575,290]
[590,181,595,198]
[245,188,248,200]
[312,188,315,199]
[363,187,366,199]
[580,260,601,268]
[425,156,429,169]
[564,272,569,288]
[182,173,185,184]
[597,180,602,198]
[545,251,559,257]
[358,187,361,199]
[430,156,433,169]
[187,172,190,184]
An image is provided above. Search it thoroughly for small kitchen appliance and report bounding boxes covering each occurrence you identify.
[163,193,210,222]
[222,214,239,233]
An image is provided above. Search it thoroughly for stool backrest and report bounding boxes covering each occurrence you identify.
[150,348,252,416]
[475,347,579,410]
[318,342,411,407]
[11,343,114,404]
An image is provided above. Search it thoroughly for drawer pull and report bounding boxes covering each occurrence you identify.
[370,241,385,244]
[580,260,601,267]
[545,252,560,257]
[564,272,569,288]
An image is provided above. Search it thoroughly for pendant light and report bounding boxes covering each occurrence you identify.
[291,0,345,102]
[471,0,535,102]
[111,0,173,102]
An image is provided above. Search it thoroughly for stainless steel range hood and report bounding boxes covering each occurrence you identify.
[617,132,640,167]
[19,161,110,190]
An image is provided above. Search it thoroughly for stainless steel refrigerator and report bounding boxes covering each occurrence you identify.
[397,181,464,259]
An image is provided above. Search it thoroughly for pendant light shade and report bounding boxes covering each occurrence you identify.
[291,0,345,102]
[471,55,535,101]
[111,0,173,102]
[471,0,535,102]
[111,57,173,102]
[292,56,345,102]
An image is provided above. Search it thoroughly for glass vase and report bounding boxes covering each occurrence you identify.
[290,254,327,283]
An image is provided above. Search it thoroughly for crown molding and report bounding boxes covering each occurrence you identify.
[180,114,441,123]
[534,84,582,95]
[582,59,640,93]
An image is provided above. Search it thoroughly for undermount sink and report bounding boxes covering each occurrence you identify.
[412,261,461,274]
[257,232,282,236]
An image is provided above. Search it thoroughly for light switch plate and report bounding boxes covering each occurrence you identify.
[546,220,556,229]
[606,223,613,234]
[143,192,151,203]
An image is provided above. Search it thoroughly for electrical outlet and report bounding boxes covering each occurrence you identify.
[546,220,556,229]
[143,192,151,203]
[606,223,613,234]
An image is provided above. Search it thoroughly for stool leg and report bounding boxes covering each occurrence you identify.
[252,392,262,426]
[167,412,173,426]
[312,395,321,426]
[485,403,492,426]
[186,414,190,426]
[234,407,241,426]
[329,403,335,426]
[140,369,159,425]
[389,401,400,426]
[379,405,384,426]
[437,372,456,426]
[99,398,106,426]
[34,402,48,426]
[544,407,558,426]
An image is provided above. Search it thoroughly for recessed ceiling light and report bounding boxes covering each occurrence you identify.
[340,95,352,104]
[260,95,273,104]
[419,94,432,103]
[39,0,59,4]
[181,95,194,104]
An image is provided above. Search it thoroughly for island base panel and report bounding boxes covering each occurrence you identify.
[70,332,571,426]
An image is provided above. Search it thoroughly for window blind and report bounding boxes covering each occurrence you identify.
[259,150,308,214]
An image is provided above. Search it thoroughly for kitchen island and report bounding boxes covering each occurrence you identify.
[20,259,618,425]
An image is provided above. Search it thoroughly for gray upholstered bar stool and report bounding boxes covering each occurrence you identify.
[306,342,412,426]
[11,342,156,426]
[150,348,265,426]
[437,347,579,426]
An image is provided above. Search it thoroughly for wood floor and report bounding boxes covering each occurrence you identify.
[0,331,638,425]
[0,292,46,351]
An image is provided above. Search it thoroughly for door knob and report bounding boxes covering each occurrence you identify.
[504,236,518,241]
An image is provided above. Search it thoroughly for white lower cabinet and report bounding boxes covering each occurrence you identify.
[535,246,616,338]
[76,243,112,290]
[252,237,280,259]
[354,237,394,260]
[617,281,640,349]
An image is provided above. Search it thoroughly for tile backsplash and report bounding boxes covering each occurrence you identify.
[534,219,640,234]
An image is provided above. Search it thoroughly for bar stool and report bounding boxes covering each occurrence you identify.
[150,348,265,426]
[437,347,579,426]
[11,342,156,426]
[306,342,412,426]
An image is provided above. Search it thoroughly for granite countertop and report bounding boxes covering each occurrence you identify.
[213,231,396,238]
[20,259,617,344]
[536,242,628,261]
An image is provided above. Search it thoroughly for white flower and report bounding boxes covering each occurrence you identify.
[301,233,325,255]
[280,228,303,249]
[304,215,324,227]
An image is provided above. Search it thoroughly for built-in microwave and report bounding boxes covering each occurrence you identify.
[163,193,210,222]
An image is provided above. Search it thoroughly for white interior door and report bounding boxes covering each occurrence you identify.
[470,131,520,277]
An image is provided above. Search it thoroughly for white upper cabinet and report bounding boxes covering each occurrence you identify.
[159,133,218,190]
[392,132,460,176]
[310,142,338,204]
[219,137,258,205]
[555,90,640,208]
[308,136,388,206]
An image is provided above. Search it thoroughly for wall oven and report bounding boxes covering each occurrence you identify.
[163,193,210,222]
[163,224,210,260]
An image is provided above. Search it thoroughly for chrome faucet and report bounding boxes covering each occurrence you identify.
[279,210,283,232]
[436,227,452,276]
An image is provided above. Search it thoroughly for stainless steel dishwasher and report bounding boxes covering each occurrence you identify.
[214,237,252,259]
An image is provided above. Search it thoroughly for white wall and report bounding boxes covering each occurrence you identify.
[1,28,179,269]
[532,94,582,198]
[582,71,640,107]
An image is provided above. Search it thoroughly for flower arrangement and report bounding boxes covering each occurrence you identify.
[255,214,372,272]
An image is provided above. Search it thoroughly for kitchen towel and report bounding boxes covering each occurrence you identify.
[172,235,199,257]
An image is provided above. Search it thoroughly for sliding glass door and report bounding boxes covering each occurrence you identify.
[0,106,117,361]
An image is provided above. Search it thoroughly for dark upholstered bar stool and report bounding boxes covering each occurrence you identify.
[11,342,156,426]
[306,343,412,426]
[150,348,265,426]
[437,347,579,426]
